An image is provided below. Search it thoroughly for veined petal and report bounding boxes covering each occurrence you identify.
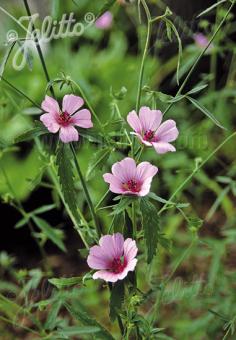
[40,113,60,133]
[62,94,84,115]
[136,162,158,182]
[41,95,60,114]
[127,110,142,133]
[139,107,162,131]
[153,141,176,154]
[112,157,137,183]
[156,120,179,142]
[71,109,93,128]
[59,126,79,143]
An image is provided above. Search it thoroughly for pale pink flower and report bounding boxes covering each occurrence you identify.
[87,233,138,283]
[40,95,93,143]
[95,11,113,29]
[127,106,179,154]
[194,33,213,51]
[103,157,158,196]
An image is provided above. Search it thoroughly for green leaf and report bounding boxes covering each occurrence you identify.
[32,204,56,215]
[164,18,182,85]
[86,147,111,180]
[0,42,16,78]
[14,216,29,229]
[64,302,114,340]
[45,300,62,331]
[197,0,227,18]
[187,96,226,130]
[32,216,66,252]
[97,0,116,18]
[14,123,48,143]
[55,326,101,337]
[186,84,208,95]
[111,197,134,215]
[187,217,203,230]
[110,281,125,322]
[48,277,82,289]
[56,143,80,224]
[140,197,160,263]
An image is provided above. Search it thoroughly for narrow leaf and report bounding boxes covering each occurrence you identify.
[56,143,80,224]
[14,123,48,143]
[197,0,227,18]
[140,198,160,263]
[86,147,111,180]
[32,216,66,252]
[97,0,116,18]
[64,302,114,340]
[187,96,226,129]
[48,277,82,289]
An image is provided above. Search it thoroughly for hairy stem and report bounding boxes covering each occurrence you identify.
[23,0,55,98]
[70,143,101,238]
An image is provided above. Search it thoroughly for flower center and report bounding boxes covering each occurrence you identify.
[57,111,71,126]
[111,256,127,274]
[143,129,155,142]
[123,179,141,193]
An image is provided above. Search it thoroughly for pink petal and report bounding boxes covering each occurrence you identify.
[40,113,60,133]
[136,162,158,182]
[103,173,124,194]
[139,178,153,196]
[127,110,142,133]
[95,11,113,29]
[156,120,179,142]
[152,141,176,154]
[124,239,138,261]
[87,245,114,269]
[139,107,162,131]
[41,95,60,114]
[99,233,124,259]
[112,158,137,183]
[117,259,137,280]
[71,109,93,128]
[62,94,84,115]
[59,126,79,143]
[93,270,120,282]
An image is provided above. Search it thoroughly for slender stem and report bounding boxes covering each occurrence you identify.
[136,0,152,112]
[95,189,110,211]
[70,79,103,129]
[163,0,235,116]
[132,202,137,238]
[23,0,55,98]
[70,143,101,237]
[158,131,236,215]
[150,233,198,324]
[0,76,41,109]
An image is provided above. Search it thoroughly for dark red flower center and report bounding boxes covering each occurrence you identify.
[111,256,127,273]
[143,129,156,142]
[123,179,141,193]
[57,111,71,126]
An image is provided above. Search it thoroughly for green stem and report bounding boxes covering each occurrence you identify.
[163,0,235,116]
[0,76,41,109]
[95,189,110,211]
[136,0,152,112]
[23,0,55,98]
[158,131,236,215]
[70,143,101,237]
[150,233,198,325]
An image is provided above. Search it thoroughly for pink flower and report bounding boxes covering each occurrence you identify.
[103,157,158,196]
[127,106,179,154]
[194,33,213,51]
[95,11,113,29]
[40,95,93,143]
[87,233,138,282]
